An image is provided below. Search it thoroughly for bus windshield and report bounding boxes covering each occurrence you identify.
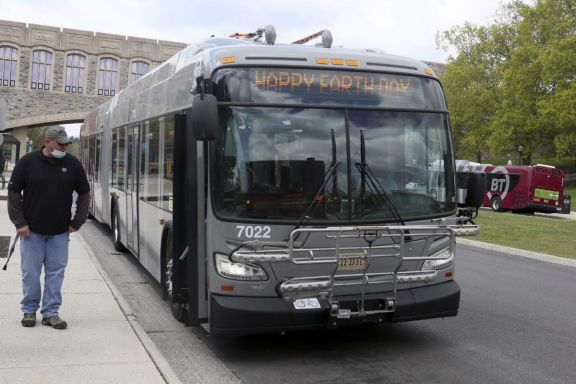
[212,106,455,222]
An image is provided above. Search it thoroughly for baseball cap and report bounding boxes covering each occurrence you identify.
[45,126,72,145]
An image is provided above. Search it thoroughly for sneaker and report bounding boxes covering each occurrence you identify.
[42,315,67,330]
[21,313,36,327]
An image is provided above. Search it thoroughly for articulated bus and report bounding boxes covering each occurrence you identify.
[81,27,481,336]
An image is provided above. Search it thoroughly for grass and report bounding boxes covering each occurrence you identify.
[472,209,576,259]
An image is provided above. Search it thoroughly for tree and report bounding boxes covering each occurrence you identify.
[438,0,576,165]
[437,3,521,161]
[491,0,576,164]
[27,126,48,151]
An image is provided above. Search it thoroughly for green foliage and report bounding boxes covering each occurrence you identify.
[439,0,576,165]
[26,126,48,151]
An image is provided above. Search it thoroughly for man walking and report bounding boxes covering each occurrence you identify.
[7,127,90,329]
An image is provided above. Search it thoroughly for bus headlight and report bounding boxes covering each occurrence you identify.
[215,254,268,281]
[421,248,454,271]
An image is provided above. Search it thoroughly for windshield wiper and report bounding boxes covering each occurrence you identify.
[355,129,408,229]
[284,129,341,242]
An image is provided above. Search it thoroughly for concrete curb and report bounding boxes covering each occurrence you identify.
[457,238,576,268]
[76,232,184,384]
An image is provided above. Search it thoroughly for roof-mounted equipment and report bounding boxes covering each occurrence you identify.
[291,29,333,48]
[229,25,277,45]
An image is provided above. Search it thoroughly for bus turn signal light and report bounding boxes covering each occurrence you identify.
[221,285,235,292]
[222,56,236,64]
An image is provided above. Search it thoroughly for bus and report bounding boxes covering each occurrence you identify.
[81,27,481,336]
[483,164,565,213]
[456,161,566,214]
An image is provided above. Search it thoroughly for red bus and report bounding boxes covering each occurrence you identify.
[481,164,565,213]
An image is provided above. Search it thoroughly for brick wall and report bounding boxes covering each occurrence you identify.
[0,19,187,128]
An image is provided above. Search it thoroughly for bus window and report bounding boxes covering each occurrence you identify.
[161,117,175,211]
[141,120,161,205]
[348,111,454,219]
[213,107,347,221]
[111,130,118,187]
[95,134,101,183]
[117,126,126,190]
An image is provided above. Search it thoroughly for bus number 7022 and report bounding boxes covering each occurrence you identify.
[236,225,271,239]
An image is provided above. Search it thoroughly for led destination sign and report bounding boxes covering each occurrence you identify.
[214,68,446,109]
[253,70,411,98]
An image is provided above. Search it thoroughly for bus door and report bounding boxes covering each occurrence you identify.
[83,136,96,216]
[93,134,104,221]
[172,113,206,325]
[126,125,139,254]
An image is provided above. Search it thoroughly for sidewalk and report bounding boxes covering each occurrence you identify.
[0,189,180,384]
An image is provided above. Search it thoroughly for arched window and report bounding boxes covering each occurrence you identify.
[0,46,18,87]
[130,60,150,84]
[31,49,52,90]
[65,54,86,93]
[98,57,118,96]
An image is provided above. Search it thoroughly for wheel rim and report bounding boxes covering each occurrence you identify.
[165,258,173,299]
[165,232,174,299]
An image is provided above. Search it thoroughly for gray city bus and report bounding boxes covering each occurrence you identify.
[81,28,481,336]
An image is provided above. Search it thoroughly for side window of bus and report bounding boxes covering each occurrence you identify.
[111,128,127,190]
[141,120,161,205]
[161,117,175,211]
[88,136,95,182]
[95,134,102,183]
[111,130,118,188]
[117,126,126,190]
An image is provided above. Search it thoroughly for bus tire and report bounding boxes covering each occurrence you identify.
[491,196,503,212]
[162,226,187,322]
[111,205,127,252]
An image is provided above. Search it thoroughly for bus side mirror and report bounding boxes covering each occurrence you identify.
[187,94,219,141]
[457,172,486,209]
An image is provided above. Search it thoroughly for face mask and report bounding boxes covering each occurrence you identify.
[49,143,67,159]
[52,149,67,159]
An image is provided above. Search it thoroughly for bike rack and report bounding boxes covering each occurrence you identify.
[231,224,478,320]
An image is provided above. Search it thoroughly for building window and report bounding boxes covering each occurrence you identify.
[130,61,149,84]
[65,54,85,93]
[98,57,118,96]
[0,46,18,87]
[31,50,52,90]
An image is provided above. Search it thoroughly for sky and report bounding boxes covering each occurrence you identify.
[1,0,508,136]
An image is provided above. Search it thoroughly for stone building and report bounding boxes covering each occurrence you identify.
[0,19,186,165]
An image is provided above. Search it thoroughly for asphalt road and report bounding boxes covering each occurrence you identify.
[82,219,576,384]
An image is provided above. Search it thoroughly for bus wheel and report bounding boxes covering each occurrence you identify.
[111,206,127,252]
[163,229,187,322]
[491,196,503,212]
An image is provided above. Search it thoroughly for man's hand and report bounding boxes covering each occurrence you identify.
[17,225,30,238]
[68,226,77,234]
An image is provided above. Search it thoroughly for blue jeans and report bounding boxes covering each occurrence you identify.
[20,232,69,317]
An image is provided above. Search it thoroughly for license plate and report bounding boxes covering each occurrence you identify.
[337,254,365,270]
[293,298,321,310]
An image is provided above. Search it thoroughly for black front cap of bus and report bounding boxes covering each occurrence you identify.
[209,280,460,337]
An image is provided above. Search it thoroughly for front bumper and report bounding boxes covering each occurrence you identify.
[209,280,460,336]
